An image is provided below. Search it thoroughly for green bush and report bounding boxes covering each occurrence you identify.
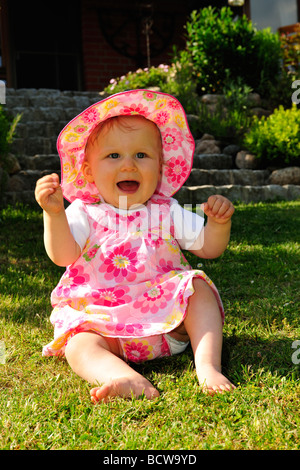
[104,59,199,114]
[243,105,300,165]
[104,64,170,94]
[0,106,21,202]
[0,105,12,158]
[184,6,282,96]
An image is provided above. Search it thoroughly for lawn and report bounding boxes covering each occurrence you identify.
[0,200,299,450]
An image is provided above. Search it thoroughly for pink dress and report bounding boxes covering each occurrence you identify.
[42,195,224,362]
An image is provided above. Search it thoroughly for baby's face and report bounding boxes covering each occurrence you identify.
[82,116,162,209]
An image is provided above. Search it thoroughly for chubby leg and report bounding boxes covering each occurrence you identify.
[65,331,159,403]
[169,278,236,395]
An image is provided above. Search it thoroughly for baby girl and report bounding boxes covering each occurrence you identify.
[35,89,236,403]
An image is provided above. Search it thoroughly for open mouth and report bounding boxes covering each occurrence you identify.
[117,180,140,193]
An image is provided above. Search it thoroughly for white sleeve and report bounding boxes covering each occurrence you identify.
[170,200,204,250]
[65,200,90,251]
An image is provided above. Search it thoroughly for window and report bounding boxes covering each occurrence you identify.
[250,0,298,31]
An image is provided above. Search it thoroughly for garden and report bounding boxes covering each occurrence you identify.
[105,6,300,168]
[0,6,299,451]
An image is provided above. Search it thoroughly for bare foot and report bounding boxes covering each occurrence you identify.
[90,376,160,403]
[197,364,236,396]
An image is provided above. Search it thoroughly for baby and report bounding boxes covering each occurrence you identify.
[35,89,236,403]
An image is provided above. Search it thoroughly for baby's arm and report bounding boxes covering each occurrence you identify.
[189,195,234,259]
[35,174,81,266]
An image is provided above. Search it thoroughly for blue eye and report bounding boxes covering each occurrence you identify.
[109,153,120,159]
[136,152,146,159]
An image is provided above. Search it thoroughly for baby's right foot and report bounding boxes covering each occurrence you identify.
[90,376,160,403]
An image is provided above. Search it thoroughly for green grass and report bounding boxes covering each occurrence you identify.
[0,200,299,450]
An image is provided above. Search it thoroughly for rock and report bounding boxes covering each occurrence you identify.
[195,139,221,155]
[236,150,259,169]
[200,94,223,105]
[250,107,272,118]
[5,153,21,174]
[199,133,215,141]
[223,144,240,157]
[268,167,300,185]
[247,93,262,107]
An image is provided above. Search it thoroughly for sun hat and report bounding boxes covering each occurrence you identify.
[57,89,195,203]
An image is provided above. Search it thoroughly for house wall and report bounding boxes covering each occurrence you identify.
[80,0,189,91]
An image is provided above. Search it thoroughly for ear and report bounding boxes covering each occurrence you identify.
[82,161,94,183]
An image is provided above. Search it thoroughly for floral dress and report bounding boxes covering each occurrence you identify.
[42,195,224,362]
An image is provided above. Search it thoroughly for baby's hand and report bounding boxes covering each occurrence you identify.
[201,195,234,224]
[35,173,64,214]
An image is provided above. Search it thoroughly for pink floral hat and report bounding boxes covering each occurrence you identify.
[57,89,195,203]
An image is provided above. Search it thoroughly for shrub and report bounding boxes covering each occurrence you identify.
[104,64,170,95]
[104,59,199,114]
[184,6,282,96]
[0,106,21,202]
[243,105,300,165]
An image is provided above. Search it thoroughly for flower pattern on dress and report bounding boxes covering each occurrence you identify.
[91,286,132,306]
[54,265,90,298]
[43,195,224,359]
[133,278,175,314]
[98,242,145,282]
[83,244,100,262]
[123,339,153,362]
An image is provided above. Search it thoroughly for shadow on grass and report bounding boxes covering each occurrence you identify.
[133,332,299,393]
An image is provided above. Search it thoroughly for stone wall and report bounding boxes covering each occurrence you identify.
[1,88,300,207]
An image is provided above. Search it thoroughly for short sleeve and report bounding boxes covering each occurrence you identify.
[170,200,204,250]
[65,200,90,251]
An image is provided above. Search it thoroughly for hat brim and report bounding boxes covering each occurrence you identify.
[57,89,195,203]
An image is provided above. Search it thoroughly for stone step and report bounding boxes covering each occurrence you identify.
[11,136,57,156]
[176,184,300,205]
[7,169,60,192]
[192,154,233,169]
[186,168,270,186]
[14,120,67,138]
[5,183,300,208]
[6,88,101,110]
[19,154,60,171]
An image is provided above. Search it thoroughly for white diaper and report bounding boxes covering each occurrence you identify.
[165,334,189,355]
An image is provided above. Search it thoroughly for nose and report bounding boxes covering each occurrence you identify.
[120,155,137,172]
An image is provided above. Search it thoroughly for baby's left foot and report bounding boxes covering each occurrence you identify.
[197,364,236,396]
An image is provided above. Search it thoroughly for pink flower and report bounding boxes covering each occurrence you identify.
[105,322,144,335]
[92,286,131,306]
[157,258,176,273]
[162,127,184,151]
[54,265,90,297]
[167,99,181,110]
[165,157,189,187]
[124,340,152,362]
[74,125,88,134]
[82,108,100,123]
[133,280,175,314]
[120,104,149,117]
[75,190,99,203]
[99,242,145,282]
[154,111,170,127]
[143,91,157,101]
